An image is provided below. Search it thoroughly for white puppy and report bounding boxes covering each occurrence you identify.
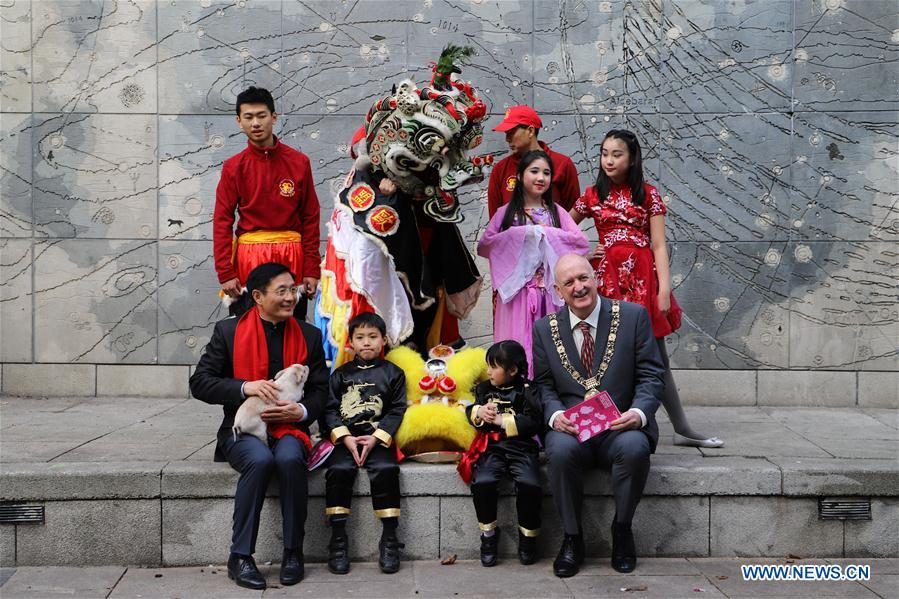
[232,363,309,445]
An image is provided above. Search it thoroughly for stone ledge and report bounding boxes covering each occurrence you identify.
[770,457,899,496]
[7,456,897,502]
[0,461,164,501]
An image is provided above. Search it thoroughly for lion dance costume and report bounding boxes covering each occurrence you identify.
[316,46,493,458]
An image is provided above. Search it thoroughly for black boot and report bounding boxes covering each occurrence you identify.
[227,553,266,590]
[517,531,538,565]
[279,547,304,585]
[611,521,637,573]
[479,527,500,567]
[327,533,350,574]
[378,534,404,574]
[552,534,582,577]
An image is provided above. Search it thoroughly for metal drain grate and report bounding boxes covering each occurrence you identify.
[818,497,871,521]
[0,504,45,524]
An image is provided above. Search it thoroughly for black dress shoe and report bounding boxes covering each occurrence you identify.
[227,553,266,590]
[517,531,538,565]
[479,528,500,567]
[611,521,637,573]
[327,534,350,575]
[553,534,581,577]
[279,547,304,585]
[378,535,404,574]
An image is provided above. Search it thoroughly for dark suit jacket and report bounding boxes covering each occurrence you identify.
[189,315,329,461]
[531,298,665,451]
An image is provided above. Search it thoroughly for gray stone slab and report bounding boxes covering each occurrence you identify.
[574,557,703,576]
[0,566,126,598]
[859,372,899,409]
[672,369,757,406]
[438,495,562,561]
[157,1,282,113]
[758,370,856,407]
[0,526,13,567]
[710,497,843,557]
[693,423,831,459]
[108,565,261,599]
[634,496,709,557]
[659,0,792,114]
[0,240,32,362]
[564,574,727,599]
[646,455,781,496]
[772,457,899,496]
[264,562,416,597]
[15,500,160,566]
[861,409,898,431]
[1,364,96,397]
[31,1,156,113]
[32,239,157,364]
[281,2,410,116]
[793,1,899,112]
[689,557,880,598]
[762,407,897,439]
[0,0,31,113]
[162,495,439,565]
[32,114,158,239]
[665,243,791,370]
[845,499,899,558]
[0,442,86,464]
[861,574,899,599]
[97,365,190,398]
[827,557,899,575]
[413,559,573,598]
[0,113,32,237]
[787,248,899,372]
[0,461,163,501]
[533,0,661,115]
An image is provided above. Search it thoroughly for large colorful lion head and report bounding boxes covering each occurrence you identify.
[356,45,492,223]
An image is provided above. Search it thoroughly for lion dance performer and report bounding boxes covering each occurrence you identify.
[316,45,490,369]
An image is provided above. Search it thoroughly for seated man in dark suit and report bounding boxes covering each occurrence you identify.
[190,262,328,590]
[532,253,664,577]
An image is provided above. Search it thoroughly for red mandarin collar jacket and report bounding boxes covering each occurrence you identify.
[214,137,321,284]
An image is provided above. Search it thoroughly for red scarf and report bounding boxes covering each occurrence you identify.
[456,431,502,484]
[233,308,311,451]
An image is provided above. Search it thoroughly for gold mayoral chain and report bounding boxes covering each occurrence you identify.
[549,300,621,398]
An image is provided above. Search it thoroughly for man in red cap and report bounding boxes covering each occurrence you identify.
[487,105,581,217]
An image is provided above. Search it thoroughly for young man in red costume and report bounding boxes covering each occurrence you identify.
[214,87,321,317]
[190,262,329,590]
[487,105,581,217]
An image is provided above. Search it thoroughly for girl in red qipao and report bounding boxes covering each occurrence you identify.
[569,130,723,448]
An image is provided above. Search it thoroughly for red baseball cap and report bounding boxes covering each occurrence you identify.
[492,105,543,132]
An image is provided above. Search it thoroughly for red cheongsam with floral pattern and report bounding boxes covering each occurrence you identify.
[574,182,682,338]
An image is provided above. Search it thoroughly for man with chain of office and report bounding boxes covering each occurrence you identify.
[531,253,665,577]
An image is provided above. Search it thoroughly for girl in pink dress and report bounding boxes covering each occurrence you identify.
[570,130,723,448]
[478,151,589,377]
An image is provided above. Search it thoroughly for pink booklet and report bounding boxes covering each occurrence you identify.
[563,391,622,443]
[307,439,335,471]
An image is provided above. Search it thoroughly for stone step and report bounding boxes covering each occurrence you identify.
[1,458,896,567]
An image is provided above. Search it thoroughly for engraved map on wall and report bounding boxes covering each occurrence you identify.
[1,0,896,371]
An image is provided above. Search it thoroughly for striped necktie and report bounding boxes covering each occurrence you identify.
[577,321,594,372]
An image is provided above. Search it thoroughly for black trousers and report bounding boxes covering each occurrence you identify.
[325,444,400,517]
[223,433,308,556]
[544,428,651,535]
[471,439,542,533]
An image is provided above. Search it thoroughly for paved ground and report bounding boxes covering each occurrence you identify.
[1,396,896,463]
[0,557,896,598]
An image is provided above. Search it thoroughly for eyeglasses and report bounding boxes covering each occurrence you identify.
[271,286,300,298]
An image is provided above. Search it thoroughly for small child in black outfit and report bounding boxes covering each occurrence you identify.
[322,312,407,575]
[457,340,543,567]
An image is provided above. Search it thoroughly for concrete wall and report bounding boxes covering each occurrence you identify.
[1,1,896,396]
